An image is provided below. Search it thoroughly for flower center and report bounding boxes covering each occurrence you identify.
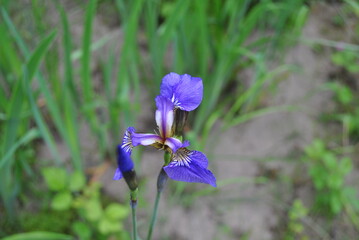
[172,148,192,167]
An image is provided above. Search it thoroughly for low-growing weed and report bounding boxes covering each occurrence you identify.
[304,139,355,216]
[284,199,309,240]
[42,167,130,240]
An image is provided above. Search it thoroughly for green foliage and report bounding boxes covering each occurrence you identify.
[1,231,73,240]
[304,139,355,216]
[0,0,311,237]
[42,168,68,191]
[331,50,359,73]
[51,191,73,211]
[41,168,130,239]
[327,82,359,142]
[71,221,91,240]
[284,199,309,240]
[69,171,86,192]
[20,210,74,233]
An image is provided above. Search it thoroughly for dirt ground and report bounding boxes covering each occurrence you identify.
[36,2,358,239]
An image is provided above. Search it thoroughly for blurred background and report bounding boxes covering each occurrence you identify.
[1,0,359,239]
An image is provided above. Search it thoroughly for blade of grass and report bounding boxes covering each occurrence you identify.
[115,0,144,127]
[0,128,40,169]
[58,3,77,103]
[22,31,61,163]
[80,0,108,157]
[1,231,74,240]
[0,29,59,217]
[4,8,84,170]
[81,0,97,102]
[58,3,83,170]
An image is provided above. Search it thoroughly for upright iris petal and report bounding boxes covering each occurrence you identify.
[160,73,203,111]
[163,148,217,187]
[155,95,174,138]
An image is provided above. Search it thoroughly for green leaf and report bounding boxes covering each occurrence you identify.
[330,194,342,215]
[84,199,103,221]
[98,216,123,234]
[1,231,73,240]
[51,191,73,211]
[0,128,40,169]
[72,221,92,240]
[69,171,86,192]
[104,203,129,220]
[339,157,352,175]
[338,85,353,104]
[323,153,336,169]
[42,168,68,191]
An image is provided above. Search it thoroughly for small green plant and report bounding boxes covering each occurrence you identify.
[42,167,130,240]
[304,139,354,216]
[284,199,309,240]
[326,82,359,143]
[331,50,359,73]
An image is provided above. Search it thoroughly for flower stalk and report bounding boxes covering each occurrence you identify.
[147,168,168,240]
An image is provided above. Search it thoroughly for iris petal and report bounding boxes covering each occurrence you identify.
[113,168,123,180]
[121,127,163,154]
[121,127,135,154]
[155,95,174,138]
[117,145,134,173]
[163,148,216,187]
[164,161,216,187]
[160,72,181,99]
[164,137,184,153]
[132,133,162,146]
[160,73,203,111]
[113,146,134,181]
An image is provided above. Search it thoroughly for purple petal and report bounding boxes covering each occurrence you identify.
[160,73,203,111]
[188,150,208,168]
[182,140,190,148]
[121,127,136,154]
[160,72,181,99]
[132,132,162,146]
[163,148,215,186]
[116,146,134,173]
[122,127,162,153]
[155,95,174,138]
[164,137,184,153]
[113,168,123,180]
[171,148,209,168]
[164,161,216,187]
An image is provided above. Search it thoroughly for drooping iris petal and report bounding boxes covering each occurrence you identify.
[155,95,174,138]
[160,73,203,111]
[163,148,216,187]
[164,161,216,187]
[117,145,134,172]
[113,146,134,180]
[113,168,123,180]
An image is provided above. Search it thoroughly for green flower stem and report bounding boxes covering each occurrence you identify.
[131,203,138,240]
[146,190,162,240]
[130,188,138,240]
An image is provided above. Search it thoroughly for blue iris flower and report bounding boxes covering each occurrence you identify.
[114,73,216,187]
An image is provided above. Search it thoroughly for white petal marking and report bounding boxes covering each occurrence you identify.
[172,148,192,167]
[165,110,174,137]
